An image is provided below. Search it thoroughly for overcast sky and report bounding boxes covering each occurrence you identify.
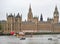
[0,0,60,21]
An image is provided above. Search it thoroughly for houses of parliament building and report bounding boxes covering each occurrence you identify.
[0,5,60,33]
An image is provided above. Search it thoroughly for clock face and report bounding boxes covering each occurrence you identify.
[54,14,57,16]
[54,14,59,16]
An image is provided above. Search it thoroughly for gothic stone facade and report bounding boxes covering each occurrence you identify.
[1,5,60,33]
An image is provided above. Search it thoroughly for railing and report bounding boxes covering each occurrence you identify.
[25,32,60,35]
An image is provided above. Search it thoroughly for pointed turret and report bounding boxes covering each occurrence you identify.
[40,14,43,21]
[16,13,22,22]
[6,13,8,17]
[29,4,32,12]
[8,13,13,17]
[54,6,59,15]
[28,4,33,21]
[14,13,15,17]
[16,13,21,18]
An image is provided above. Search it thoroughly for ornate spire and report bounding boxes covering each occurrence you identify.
[16,13,20,18]
[8,13,13,17]
[40,13,43,21]
[29,4,32,12]
[6,13,8,17]
[14,13,15,17]
[17,13,19,15]
[21,14,22,17]
[54,6,59,14]
[55,6,57,11]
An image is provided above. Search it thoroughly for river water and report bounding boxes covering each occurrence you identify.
[0,34,60,44]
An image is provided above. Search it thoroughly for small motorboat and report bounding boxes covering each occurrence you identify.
[48,38,52,40]
[58,37,60,39]
[16,32,26,40]
[20,37,26,40]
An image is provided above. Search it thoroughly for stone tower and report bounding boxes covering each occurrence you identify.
[7,13,14,32]
[15,13,22,32]
[53,6,59,23]
[28,4,33,21]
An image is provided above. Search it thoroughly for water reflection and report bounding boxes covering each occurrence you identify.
[0,35,60,44]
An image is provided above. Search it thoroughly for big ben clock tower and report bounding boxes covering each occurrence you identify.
[53,6,59,23]
[27,4,33,21]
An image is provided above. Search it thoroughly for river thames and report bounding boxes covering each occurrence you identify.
[0,34,60,44]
